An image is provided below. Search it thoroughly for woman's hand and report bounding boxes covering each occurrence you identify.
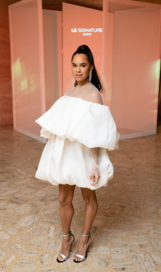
[89,165,100,185]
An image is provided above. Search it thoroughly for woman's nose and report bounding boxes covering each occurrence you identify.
[76,66,81,72]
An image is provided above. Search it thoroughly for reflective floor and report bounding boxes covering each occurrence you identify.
[0,125,161,272]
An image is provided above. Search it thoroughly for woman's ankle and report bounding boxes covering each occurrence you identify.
[79,235,90,244]
[62,235,70,241]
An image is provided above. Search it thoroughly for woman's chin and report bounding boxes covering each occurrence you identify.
[76,78,88,84]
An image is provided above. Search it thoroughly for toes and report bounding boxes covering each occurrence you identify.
[73,257,83,262]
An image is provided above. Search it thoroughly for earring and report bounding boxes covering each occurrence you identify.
[89,71,92,82]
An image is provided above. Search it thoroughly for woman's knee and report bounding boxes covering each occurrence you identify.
[82,191,96,205]
[59,184,75,208]
[83,195,90,205]
[59,196,73,207]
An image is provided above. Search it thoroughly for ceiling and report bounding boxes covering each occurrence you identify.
[5,0,161,11]
[42,0,103,10]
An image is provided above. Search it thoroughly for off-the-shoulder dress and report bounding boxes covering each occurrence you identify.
[35,82,120,190]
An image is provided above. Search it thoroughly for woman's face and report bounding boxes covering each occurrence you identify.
[71,54,93,85]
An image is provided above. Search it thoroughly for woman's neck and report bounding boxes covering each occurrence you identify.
[76,81,90,88]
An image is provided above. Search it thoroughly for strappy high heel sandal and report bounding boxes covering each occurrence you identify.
[73,233,91,263]
[57,230,75,263]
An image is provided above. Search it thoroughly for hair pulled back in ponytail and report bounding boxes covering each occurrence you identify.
[71,45,102,92]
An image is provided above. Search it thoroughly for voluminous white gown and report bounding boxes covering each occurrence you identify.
[35,83,120,190]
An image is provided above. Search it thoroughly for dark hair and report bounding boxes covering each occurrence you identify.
[71,45,102,91]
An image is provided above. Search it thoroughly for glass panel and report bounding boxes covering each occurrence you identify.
[43,10,62,111]
[111,8,160,138]
[9,0,46,142]
[102,11,114,108]
[63,3,103,94]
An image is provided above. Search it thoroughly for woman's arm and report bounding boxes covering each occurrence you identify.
[91,147,100,166]
[90,147,100,185]
[89,91,103,185]
[90,149,100,185]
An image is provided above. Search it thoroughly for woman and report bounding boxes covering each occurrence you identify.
[35,45,120,263]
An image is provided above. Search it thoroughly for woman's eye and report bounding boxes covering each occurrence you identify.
[82,65,86,67]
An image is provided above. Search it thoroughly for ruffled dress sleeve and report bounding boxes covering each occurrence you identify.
[35,95,120,151]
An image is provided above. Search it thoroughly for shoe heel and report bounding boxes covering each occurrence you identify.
[57,231,75,263]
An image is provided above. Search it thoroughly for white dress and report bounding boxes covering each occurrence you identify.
[35,83,120,190]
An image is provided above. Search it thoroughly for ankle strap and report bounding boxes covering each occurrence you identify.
[82,233,91,237]
[63,231,71,237]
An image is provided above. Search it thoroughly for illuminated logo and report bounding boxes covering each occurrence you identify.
[71,28,103,36]
[71,28,77,32]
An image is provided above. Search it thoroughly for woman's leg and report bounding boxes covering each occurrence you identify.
[73,188,98,262]
[57,184,75,261]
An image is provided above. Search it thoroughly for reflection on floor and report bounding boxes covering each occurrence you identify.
[0,125,161,272]
[157,124,161,134]
[117,127,142,135]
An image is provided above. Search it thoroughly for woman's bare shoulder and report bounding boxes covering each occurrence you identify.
[86,84,103,105]
[64,87,75,96]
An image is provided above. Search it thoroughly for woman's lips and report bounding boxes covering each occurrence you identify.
[75,74,83,77]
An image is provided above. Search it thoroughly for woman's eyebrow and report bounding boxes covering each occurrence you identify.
[72,62,87,65]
